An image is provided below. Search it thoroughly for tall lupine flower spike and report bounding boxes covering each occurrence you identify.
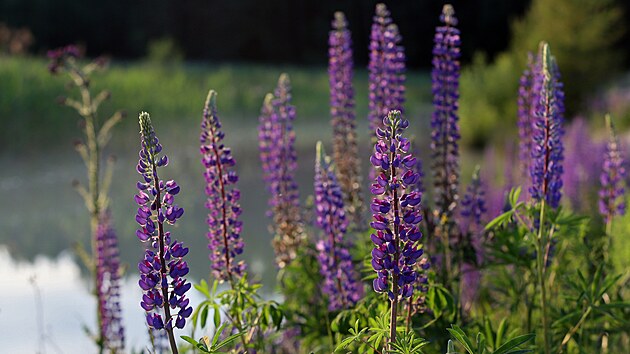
[459,166,487,236]
[329,12,365,230]
[95,213,125,353]
[458,167,487,313]
[431,3,461,218]
[135,112,191,354]
[563,118,601,212]
[599,114,626,225]
[200,90,247,282]
[518,53,536,182]
[258,74,306,268]
[314,142,364,311]
[368,3,406,135]
[529,43,565,209]
[370,110,425,345]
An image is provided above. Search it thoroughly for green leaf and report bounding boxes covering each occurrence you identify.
[200,304,209,328]
[213,304,221,328]
[180,335,198,346]
[213,331,245,351]
[495,318,507,349]
[447,325,475,354]
[493,334,535,354]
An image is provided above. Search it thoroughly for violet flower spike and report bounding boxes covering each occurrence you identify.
[370,111,425,296]
[518,53,536,182]
[529,43,565,209]
[459,166,487,236]
[135,112,191,350]
[257,74,306,268]
[314,142,363,311]
[370,110,424,344]
[201,90,247,282]
[95,213,125,352]
[430,4,461,218]
[599,114,626,224]
[368,3,406,135]
[329,12,365,230]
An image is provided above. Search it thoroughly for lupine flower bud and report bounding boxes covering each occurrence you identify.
[368,3,406,135]
[201,90,247,282]
[258,74,306,268]
[529,43,565,209]
[314,142,363,311]
[599,115,626,223]
[135,112,192,330]
[329,12,365,230]
[370,110,425,301]
[431,4,461,218]
[95,213,125,352]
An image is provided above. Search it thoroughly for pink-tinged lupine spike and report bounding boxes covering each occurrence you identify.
[431,4,461,219]
[563,117,602,212]
[200,90,247,282]
[314,142,363,311]
[329,12,365,230]
[599,115,626,224]
[95,213,125,352]
[368,3,406,136]
[257,74,306,268]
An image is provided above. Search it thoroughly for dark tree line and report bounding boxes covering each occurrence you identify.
[0,0,532,67]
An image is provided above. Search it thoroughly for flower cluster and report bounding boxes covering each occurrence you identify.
[368,3,406,135]
[258,74,305,268]
[370,110,425,301]
[529,43,565,209]
[200,90,247,282]
[599,115,626,223]
[329,11,365,230]
[135,112,192,330]
[314,142,363,311]
[430,4,461,217]
[95,213,125,352]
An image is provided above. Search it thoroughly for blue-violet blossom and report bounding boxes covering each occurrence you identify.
[135,112,192,330]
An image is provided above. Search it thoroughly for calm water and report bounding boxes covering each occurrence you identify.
[0,113,387,352]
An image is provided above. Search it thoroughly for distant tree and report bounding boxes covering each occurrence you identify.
[459,0,625,147]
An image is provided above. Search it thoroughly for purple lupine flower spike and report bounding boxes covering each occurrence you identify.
[258,74,306,268]
[459,166,487,236]
[529,43,565,209]
[431,4,461,219]
[329,11,365,230]
[201,90,247,282]
[95,213,125,352]
[458,167,487,311]
[518,53,536,189]
[599,115,626,224]
[135,112,192,341]
[563,118,602,212]
[370,110,425,301]
[368,3,406,135]
[314,142,364,311]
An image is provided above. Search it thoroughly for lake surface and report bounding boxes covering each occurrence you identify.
[0,113,421,352]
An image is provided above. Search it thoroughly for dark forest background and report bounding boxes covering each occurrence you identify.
[0,0,535,67]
